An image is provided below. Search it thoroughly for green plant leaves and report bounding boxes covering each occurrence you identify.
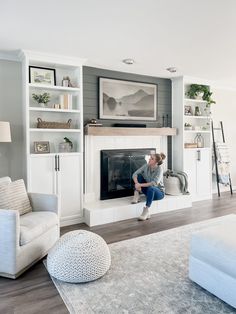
[186,84,215,105]
[32,92,50,104]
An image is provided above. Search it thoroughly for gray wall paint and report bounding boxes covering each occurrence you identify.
[0,60,25,181]
[83,66,172,168]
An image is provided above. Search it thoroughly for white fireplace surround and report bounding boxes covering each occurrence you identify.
[83,129,192,226]
[84,135,167,203]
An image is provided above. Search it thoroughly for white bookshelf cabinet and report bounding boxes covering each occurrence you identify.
[172,77,212,201]
[20,50,85,226]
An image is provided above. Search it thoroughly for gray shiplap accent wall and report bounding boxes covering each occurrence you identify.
[83,66,172,168]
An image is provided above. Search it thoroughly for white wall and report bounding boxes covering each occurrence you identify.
[0,60,25,181]
[211,87,236,190]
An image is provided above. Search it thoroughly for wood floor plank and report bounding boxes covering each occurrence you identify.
[1,192,236,313]
[0,262,68,314]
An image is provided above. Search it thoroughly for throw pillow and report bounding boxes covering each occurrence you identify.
[0,176,11,186]
[0,179,32,215]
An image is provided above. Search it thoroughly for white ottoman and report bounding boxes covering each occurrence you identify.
[189,214,236,308]
[47,230,111,283]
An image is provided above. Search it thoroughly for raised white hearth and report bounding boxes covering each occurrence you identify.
[83,127,191,226]
[84,194,192,227]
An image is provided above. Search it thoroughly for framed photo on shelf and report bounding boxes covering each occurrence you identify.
[184,105,192,116]
[29,66,56,86]
[99,77,157,121]
[34,141,50,154]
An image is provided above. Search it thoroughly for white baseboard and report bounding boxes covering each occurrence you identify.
[192,194,213,202]
[60,214,84,227]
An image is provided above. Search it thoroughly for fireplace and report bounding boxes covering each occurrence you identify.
[100,148,155,200]
[84,131,168,203]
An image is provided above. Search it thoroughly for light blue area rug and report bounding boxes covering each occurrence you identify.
[47,215,236,314]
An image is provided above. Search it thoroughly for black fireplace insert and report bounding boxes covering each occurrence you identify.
[100,148,155,200]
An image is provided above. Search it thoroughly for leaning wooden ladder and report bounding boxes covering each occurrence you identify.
[211,120,233,196]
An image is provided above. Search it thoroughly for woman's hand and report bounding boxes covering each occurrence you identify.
[135,183,142,192]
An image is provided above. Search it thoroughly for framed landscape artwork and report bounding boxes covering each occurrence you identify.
[29,66,56,86]
[99,78,157,120]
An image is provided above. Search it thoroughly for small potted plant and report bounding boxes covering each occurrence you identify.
[32,92,50,107]
[186,84,215,106]
[184,122,192,130]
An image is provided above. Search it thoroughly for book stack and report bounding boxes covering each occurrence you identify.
[60,94,72,109]
[184,143,198,148]
[86,123,103,127]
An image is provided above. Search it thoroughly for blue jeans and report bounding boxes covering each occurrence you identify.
[136,174,165,207]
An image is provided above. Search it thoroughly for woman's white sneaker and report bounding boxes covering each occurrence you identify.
[138,206,151,221]
[131,190,140,204]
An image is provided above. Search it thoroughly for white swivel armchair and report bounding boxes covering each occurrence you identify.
[0,177,59,279]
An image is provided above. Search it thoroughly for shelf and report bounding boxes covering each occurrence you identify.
[85,126,177,136]
[184,147,211,150]
[30,152,82,157]
[30,128,81,133]
[184,98,207,104]
[184,130,210,133]
[184,115,210,119]
[29,83,80,92]
[29,107,80,113]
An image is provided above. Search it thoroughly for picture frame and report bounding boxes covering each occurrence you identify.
[99,77,157,121]
[184,105,193,116]
[29,66,56,86]
[34,141,50,154]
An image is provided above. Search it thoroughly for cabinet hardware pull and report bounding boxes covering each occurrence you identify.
[197,150,201,161]
[55,155,57,171]
[57,155,60,171]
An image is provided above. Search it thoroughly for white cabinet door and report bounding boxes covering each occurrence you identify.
[196,149,211,196]
[184,149,211,200]
[184,149,197,197]
[29,155,57,194]
[29,154,82,224]
[58,154,81,219]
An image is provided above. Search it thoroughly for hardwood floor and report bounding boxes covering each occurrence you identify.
[1,192,236,314]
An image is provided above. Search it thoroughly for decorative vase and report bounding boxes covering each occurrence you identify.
[62,79,69,87]
[194,133,204,148]
[194,106,201,116]
[194,92,204,100]
[38,103,47,108]
[59,142,73,153]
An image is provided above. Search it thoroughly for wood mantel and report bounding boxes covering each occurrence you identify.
[85,126,177,136]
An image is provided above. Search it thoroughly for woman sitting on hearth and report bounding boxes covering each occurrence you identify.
[132,153,166,221]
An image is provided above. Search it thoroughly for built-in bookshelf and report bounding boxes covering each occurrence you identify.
[172,77,212,201]
[20,50,86,226]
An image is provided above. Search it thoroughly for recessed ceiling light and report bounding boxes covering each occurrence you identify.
[122,58,134,65]
[166,67,177,73]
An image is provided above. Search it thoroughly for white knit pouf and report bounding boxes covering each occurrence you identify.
[47,230,111,283]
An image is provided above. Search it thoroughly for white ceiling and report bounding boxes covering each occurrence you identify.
[1,0,236,87]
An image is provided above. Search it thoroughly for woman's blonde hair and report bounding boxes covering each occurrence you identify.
[154,152,166,165]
